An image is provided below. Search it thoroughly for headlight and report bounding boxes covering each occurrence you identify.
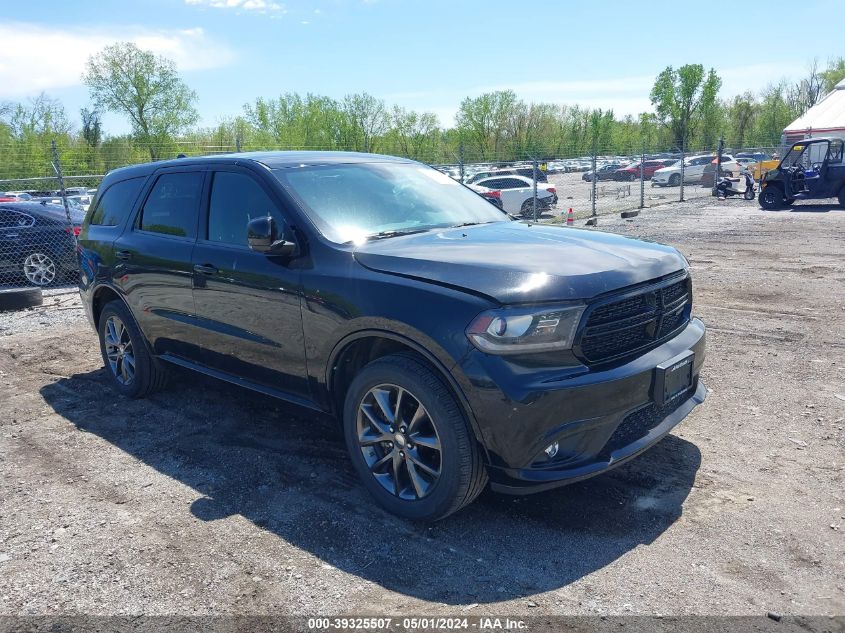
[466,304,585,354]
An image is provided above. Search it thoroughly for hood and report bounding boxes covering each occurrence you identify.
[353,222,687,304]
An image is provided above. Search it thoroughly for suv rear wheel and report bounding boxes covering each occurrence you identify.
[97,300,168,398]
[343,354,487,521]
[839,187,845,208]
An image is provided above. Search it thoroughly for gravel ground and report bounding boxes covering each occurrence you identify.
[0,198,843,617]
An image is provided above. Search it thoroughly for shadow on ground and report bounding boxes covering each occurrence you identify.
[40,367,701,604]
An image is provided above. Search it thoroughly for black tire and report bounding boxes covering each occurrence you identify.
[839,188,845,208]
[744,189,755,200]
[0,287,43,312]
[759,187,785,210]
[669,174,681,187]
[342,353,488,521]
[97,299,168,398]
[520,199,537,217]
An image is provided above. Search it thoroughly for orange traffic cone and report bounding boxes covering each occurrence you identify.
[566,208,574,226]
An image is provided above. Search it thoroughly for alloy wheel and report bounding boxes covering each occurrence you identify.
[104,315,135,385]
[23,253,56,286]
[356,384,442,500]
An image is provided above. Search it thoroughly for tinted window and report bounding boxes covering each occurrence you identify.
[89,177,146,226]
[139,172,203,238]
[500,179,526,189]
[208,171,280,246]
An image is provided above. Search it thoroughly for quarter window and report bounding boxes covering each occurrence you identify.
[139,172,204,238]
[208,171,280,246]
[89,177,146,226]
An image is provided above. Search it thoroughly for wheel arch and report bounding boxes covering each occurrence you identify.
[91,284,129,330]
[325,329,489,459]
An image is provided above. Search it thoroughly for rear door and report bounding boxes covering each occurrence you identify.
[112,167,205,358]
[190,167,310,399]
[498,178,531,213]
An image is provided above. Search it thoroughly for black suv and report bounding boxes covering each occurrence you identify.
[78,152,706,521]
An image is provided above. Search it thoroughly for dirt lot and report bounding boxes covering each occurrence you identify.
[1,198,843,617]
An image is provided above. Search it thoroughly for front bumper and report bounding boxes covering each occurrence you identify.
[459,318,706,494]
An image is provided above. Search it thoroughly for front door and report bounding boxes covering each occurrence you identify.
[190,167,310,400]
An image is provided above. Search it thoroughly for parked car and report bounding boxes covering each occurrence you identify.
[472,175,555,216]
[77,151,706,521]
[652,155,715,187]
[583,163,623,182]
[613,160,674,181]
[33,196,87,212]
[736,151,771,163]
[699,154,742,187]
[467,183,504,210]
[700,155,740,186]
[466,167,548,185]
[3,191,33,201]
[0,202,83,286]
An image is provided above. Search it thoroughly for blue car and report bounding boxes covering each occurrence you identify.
[0,202,84,286]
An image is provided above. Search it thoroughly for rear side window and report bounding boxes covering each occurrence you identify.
[208,171,280,246]
[501,178,526,189]
[89,177,146,226]
[139,172,203,238]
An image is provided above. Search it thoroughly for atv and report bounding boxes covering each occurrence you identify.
[758,138,845,210]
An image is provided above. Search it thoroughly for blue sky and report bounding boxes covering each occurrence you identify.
[2,0,843,134]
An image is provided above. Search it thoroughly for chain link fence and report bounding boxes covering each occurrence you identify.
[0,139,781,296]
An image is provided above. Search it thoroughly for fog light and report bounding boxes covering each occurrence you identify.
[544,442,559,459]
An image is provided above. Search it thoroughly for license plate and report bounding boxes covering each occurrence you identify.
[654,351,694,406]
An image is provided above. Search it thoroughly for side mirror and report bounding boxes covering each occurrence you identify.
[247,216,296,257]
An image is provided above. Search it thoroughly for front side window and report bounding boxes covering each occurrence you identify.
[138,172,203,238]
[208,171,280,246]
[274,162,508,244]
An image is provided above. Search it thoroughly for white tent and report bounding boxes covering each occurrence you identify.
[783,79,845,143]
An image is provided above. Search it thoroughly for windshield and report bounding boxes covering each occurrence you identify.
[273,162,509,244]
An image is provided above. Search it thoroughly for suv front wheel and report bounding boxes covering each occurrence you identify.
[97,300,168,398]
[343,354,487,521]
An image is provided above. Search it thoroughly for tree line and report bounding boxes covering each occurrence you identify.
[1,42,843,181]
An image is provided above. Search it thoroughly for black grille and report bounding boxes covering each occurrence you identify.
[598,392,690,459]
[579,276,690,364]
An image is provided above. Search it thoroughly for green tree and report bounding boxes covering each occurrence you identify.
[649,64,722,150]
[726,93,756,149]
[81,108,102,148]
[389,106,439,160]
[820,57,845,93]
[341,93,388,153]
[455,90,519,160]
[82,42,198,160]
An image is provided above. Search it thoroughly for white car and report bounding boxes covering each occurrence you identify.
[652,154,715,187]
[473,175,555,217]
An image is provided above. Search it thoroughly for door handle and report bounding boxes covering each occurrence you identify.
[115,250,132,261]
[193,263,218,275]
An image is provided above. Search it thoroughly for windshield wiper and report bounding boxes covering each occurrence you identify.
[364,228,431,240]
[448,221,495,228]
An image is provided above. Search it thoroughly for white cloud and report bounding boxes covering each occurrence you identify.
[0,22,235,99]
[185,0,286,13]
